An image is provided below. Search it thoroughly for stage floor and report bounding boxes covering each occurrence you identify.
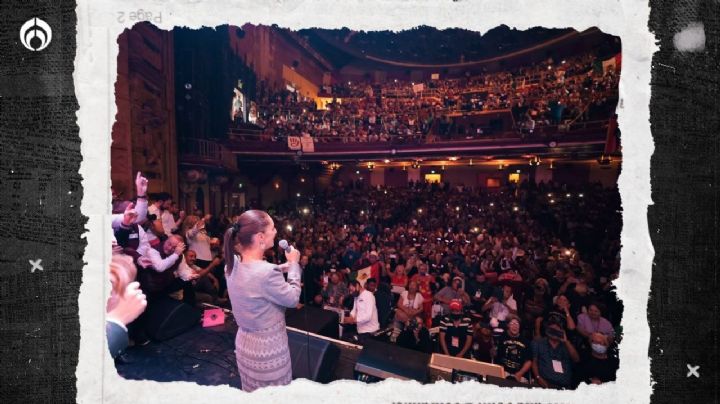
[116,321,243,389]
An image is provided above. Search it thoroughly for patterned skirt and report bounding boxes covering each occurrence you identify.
[235,321,293,392]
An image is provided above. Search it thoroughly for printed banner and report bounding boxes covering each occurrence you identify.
[288,136,301,150]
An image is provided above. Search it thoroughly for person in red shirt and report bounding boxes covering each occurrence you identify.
[410,262,436,327]
[389,264,408,288]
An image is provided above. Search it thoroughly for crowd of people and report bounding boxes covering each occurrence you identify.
[250,52,619,144]
[108,169,622,389]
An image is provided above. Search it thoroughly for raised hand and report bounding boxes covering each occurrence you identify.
[174,242,186,255]
[122,202,137,226]
[135,172,148,196]
[107,282,147,325]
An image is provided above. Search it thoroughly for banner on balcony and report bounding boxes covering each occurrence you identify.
[288,136,302,150]
[431,73,440,80]
[602,53,621,75]
[301,136,315,153]
[412,83,425,93]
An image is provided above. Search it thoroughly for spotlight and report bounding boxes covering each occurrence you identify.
[513,206,519,212]
[566,193,571,198]
[356,170,360,174]
[579,193,584,198]
[455,207,460,211]
[384,159,390,164]
[296,193,301,197]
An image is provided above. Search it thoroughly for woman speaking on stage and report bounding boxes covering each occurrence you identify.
[223,210,301,392]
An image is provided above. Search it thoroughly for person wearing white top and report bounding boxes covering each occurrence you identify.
[185,214,214,266]
[344,280,379,343]
[391,280,424,342]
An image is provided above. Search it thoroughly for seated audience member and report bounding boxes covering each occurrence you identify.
[344,280,380,344]
[576,302,615,341]
[391,280,425,342]
[470,323,495,362]
[579,333,618,384]
[389,264,408,288]
[435,276,471,315]
[532,323,581,389]
[439,300,473,358]
[535,294,576,338]
[465,272,497,313]
[322,271,348,308]
[397,316,432,354]
[495,316,532,382]
[482,284,517,323]
[107,254,147,359]
[410,263,436,327]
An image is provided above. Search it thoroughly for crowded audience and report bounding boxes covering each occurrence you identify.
[110,166,621,389]
[249,52,618,144]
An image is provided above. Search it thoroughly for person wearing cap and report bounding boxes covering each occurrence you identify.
[434,276,470,315]
[495,316,532,382]
[439,299,473,358]
[367,250,383,285]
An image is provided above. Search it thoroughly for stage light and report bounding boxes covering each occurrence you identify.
[296,193,301,197]
[548,193,553,197]
[489,203,495,207]
[455,207,460,211]
[238,183,243,189]
[417,208,423,214]
[449,156,459,161]
[360,210,365,215]
[384,159,390,163]
[302,208,309,214]
[469,159,474,166]
[431,170,435,174]
[356,170,360,174]
[513,206,519,212]
[579,193,584,198]
[300,178,305,183]
[516,169,521,174]
[550,199,555,204]
[472,227,479,233]
[565,249,572,256]
[566,193,571,198]
[274,183,280,189]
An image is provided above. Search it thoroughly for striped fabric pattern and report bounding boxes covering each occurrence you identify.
[235,320,292,392]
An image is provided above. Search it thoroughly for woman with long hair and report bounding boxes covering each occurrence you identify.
[223,210,301,392]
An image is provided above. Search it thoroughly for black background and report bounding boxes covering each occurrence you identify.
[0,0,717,402]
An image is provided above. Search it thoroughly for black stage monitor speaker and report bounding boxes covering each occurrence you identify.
[354,339,430,383]
[285,306,340,339]
[287,329,341,383]
[144,297,201,341]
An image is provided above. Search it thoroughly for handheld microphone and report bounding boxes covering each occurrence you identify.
[279,239,293,253]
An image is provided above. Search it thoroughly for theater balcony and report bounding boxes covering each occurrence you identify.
[222,119,612,163]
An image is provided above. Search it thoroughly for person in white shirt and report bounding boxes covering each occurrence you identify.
[184,214,214,267]
[111,172,149,231]
[161,200,185,237]
[344,280,379,344]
